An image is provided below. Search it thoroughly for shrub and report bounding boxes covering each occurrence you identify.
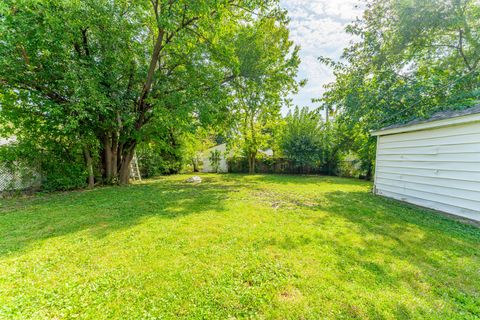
[41,161,87,192]
[0,142,88,192]
[279,107,323,172]
[137,143,183,178]
[337,153,364,178]
[209,149,222,173]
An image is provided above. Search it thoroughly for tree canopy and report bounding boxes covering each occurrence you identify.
[0,0,290,185]
[320,0,480,171]
[279,107,322,171]
[228,17,301,173]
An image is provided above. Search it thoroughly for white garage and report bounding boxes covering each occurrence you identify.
[372,106,480,221]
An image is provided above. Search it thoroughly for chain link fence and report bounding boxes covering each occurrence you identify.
[0,162,41,193]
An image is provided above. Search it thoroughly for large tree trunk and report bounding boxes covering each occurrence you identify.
[248,152,256,174]
[111,131,119,180]
[118,144,136,185]
[83,146,95,189]
[118,156,133,185]
[103,135,113,182]
[192,158,199,172]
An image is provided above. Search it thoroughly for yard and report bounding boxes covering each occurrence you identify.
[0,174,479,319]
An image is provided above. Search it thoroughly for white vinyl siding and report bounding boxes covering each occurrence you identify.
[201,143,230,173]
[374,120,480,221]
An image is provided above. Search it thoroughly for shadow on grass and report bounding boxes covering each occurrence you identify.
[0,178,234,256]
[314,191,480,316]
[0,175,478,317]
[224,173,370,187]
[241,185,479,317]
[320,191,480,241]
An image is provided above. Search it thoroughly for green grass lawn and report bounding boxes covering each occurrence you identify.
[0,174,479,319]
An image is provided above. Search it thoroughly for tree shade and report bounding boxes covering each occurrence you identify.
[0,0,289,186]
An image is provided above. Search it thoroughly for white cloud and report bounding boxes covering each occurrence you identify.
[280,0,364,113]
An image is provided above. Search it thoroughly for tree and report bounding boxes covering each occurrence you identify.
[279,107,323,172]
[229,17,301,173]
[0,0,285,186]
[181,129,215,173]
[319,0,480,172]
[136,126,184,178]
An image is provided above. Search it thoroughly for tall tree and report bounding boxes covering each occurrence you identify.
[229,17,301,173]
[320,0,480,171]
[0,0,283,185]
[279,107,323,172]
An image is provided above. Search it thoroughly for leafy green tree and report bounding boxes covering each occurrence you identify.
[320,0,480,173]
[279,107,322,172]
[136,125,184,178]
[181,130,216,173]
[0,0,285,186]
[229,18,301,173]
[319,120,349,176]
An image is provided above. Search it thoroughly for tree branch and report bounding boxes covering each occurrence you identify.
[138,28,165,110]
[161,74,236,97]
[20,46,30,65]
[458,29,473,71]
[81,28,90,57]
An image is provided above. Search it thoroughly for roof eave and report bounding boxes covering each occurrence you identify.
[371,112,480,136]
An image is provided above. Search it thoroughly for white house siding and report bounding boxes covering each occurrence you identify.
[201,143,230,173]
[374,120,480,221]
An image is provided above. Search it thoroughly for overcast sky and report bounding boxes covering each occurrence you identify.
[279,0,364,112]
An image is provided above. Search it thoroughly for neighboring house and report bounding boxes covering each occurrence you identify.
[259,148,274,157]
[371,105,480,221]
[200,144,274,173]
[201,143,232,173]
[0,137,16,146]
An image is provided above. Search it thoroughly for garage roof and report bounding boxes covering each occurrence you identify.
[372,104,480,136]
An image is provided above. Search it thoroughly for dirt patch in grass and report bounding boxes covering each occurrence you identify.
[278,287,303,303]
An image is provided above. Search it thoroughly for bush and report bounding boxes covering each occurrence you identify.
[279,107,323,172]
[0,142,88,192]
[41,160,87,192]
[336,153,365,178]
[137,141,183,178]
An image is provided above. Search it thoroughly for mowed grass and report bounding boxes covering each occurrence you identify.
[0,174,479,319]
